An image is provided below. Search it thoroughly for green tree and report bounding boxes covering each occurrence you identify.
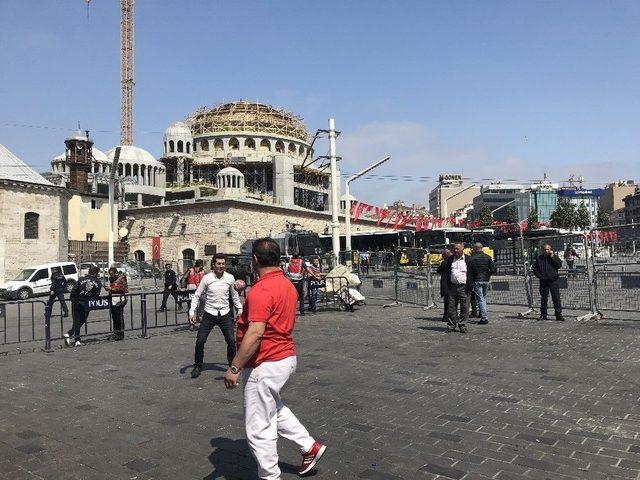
[505,205,519,233]
[575,202,591,229]
[597,208,611,228]
[478,204,493,227]
[526,208,539,230]
[550,199,577,229]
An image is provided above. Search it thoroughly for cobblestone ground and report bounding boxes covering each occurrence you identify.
[1,300,640,480]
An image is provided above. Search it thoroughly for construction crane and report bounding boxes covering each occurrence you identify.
[86,0,135,145]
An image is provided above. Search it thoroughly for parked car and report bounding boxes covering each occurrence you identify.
[112,262,140,279]
[0,262,79,300]
[78,262,108,278]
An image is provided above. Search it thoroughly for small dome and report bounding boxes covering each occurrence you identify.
[105,145,163,167]
[215,166,245,190]
[164,121,192,139]
[340,193,357,201]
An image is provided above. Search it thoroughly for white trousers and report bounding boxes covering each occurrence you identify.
[243,356,315,480]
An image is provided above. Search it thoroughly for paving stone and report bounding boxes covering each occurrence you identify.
[419,463,467,479]
[14,430,41,440]
[123,458,157,473]
[14,444,45,454]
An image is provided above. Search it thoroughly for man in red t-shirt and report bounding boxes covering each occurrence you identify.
[224,238,327,480]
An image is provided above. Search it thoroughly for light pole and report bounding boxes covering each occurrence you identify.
[345,156,391,253]
[442,184,476,219]
[328,118,341,266]
[108,147,121,267]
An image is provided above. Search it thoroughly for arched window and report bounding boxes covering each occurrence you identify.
[275,140,284,153]
[164,141,167,154]
[182,248,195,270]
[118,163,123,176]
[186,142,190,154]
[169,140,175,153]
[24,212,39,239]
[288,143,296,154]
[245,138,256,150]
[132,164,139,182]
[213,139,223,151]
[125,164,131,176]
[134,250,145,262]
[177,140,184,153]
[201,139,209,151]
[229,138,240,150]
[260,139,271,152]
[299,145,305,157]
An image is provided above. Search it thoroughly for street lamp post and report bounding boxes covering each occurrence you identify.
[108,147,121,267]
[345,156,391,253]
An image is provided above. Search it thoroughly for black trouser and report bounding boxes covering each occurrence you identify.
[470,291,477,316]
[110,301,127,339]
[160,287,181,309]
[539,279,562,318]
[45,290,68,316]
[447,284,469,328]
[442,294,449,319]
[194,311,236,368]
[293,280,304,312]
[68,301,89,341]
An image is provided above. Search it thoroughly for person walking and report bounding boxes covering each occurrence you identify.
[46,266,68,318]
[564,244,579,278]
[442,243,471,333]
[190,254,243,379]
[436,249,452,321]
[104,267,128,341]
[533,244,565,321]
[306,257,323,313]
[223,238,327,479]
[468,243,497,325]
[65,265,102,347]
[159,263,181,312]
[181,259,206,329]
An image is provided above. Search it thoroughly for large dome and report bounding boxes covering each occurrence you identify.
[164,121,192,139]
[105,145,163,167]
[187,101,308,142]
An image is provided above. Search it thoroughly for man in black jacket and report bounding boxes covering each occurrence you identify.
[442,243,472,333]
[468,243,497,325]
[159,263,182,312]
[532,244,565,321]
[436,249,452,321]
[65,266,102,346]
[45,266,68,318]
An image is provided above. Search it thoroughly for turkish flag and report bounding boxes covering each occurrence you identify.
[152,236,161,260]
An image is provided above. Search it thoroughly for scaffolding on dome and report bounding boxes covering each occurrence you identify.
[186,101,309,142]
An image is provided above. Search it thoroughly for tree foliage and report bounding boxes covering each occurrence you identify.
[550,199,577,229]
[526,208,539,230]
[575,202,591,229]
[597,208,611,228]
[478,204,493,227]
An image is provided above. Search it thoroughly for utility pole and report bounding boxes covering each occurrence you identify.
[328,118,340,265]
[108,147,122,266]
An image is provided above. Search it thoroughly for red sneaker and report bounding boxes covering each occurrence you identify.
[298,441,327,475]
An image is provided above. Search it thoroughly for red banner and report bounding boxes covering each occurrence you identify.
[152,236,161,260]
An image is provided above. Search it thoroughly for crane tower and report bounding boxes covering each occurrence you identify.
[120,0,135,145]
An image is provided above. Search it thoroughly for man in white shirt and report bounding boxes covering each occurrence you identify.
[444,243,470,333]
[190,253,243,378]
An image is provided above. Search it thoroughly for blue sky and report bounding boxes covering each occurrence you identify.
[1,0,639,205]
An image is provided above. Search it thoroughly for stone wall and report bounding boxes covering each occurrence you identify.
[0,183,68,283]
[121,198,387,264]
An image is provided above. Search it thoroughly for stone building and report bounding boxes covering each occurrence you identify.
[119,194,384,267]
[160,101,331,211]
[0,144,69,283]
[428,174,480,218]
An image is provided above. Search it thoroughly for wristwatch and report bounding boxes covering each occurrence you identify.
[230,365,241,374]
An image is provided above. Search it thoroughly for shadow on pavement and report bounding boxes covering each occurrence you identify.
[205,437,308,479]
[179,362,227,375]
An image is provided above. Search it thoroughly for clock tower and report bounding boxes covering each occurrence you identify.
[64,130,93,193]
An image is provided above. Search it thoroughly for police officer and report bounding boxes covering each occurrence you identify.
[46,266,68,318]
[65,265,102,347]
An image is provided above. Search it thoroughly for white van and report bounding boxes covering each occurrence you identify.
[0,262,79,301]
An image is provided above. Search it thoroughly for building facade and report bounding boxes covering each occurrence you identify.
[623,190,640,224]
[600,180,635,213]
[160,102,332,212]
[428,174,480,218]
[0,144,69,283]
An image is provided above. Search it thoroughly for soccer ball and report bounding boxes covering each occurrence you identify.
[234,279,246,292]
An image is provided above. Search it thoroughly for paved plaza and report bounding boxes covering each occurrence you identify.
[1,300,640,480]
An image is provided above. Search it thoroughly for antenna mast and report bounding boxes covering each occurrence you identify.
[120,0,135,145]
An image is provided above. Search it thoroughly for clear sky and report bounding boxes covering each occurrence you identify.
[1,0,639,206]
